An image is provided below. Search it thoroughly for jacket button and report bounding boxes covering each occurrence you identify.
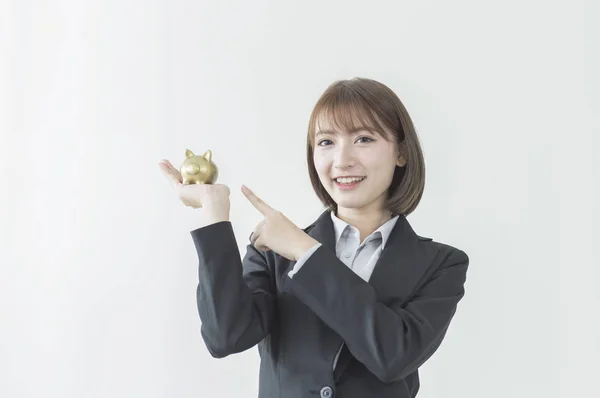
[320,386,333,398]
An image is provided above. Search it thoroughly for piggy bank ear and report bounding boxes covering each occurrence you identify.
[185,149,195,158]
[202,150,212,162]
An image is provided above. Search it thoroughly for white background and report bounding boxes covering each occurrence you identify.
[2,0,599,397]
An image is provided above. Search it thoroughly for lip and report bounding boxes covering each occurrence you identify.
[333,176,365,179]
[333,176,366,191]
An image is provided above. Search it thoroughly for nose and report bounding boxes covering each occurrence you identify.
[333,144,356,170]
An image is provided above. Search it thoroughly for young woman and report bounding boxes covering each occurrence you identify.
[158,77,469,398]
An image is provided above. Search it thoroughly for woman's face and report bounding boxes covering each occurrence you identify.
[312,116,402,215]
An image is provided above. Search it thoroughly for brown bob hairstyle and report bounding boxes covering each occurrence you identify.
[306,77,426,217]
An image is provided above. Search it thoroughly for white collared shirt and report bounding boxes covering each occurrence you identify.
[288,210,400,369]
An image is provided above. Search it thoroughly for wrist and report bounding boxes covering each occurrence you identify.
[199,207,230,226]
[293,236,319,261]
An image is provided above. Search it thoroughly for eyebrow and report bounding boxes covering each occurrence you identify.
[315,127,375,137]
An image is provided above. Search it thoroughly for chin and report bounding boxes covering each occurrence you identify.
[333,197,368,208]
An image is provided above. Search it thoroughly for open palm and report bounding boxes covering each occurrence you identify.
[158,159,230,209]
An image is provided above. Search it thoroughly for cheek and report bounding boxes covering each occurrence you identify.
[365,152,395,171]
[312,155,329,176]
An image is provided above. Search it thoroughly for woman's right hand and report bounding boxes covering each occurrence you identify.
[158,159,231,219]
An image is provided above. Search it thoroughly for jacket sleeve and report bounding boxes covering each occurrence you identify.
[287,242,322,278]
[190,221,275,358]
[285,245,469,383]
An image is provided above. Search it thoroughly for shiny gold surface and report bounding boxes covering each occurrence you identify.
[179,149,218,185]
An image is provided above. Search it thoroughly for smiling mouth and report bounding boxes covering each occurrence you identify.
[333,176,366,182]
[333,176,366,189]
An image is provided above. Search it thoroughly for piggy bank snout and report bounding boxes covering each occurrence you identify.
[184,163,202,175]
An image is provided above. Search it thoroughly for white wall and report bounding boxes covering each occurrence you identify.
[2,0,599,397]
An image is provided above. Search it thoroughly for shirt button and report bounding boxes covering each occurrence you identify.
[343,252,352,258]
[320,386,333,398]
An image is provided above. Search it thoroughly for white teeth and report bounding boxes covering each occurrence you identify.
[335,177,365,184]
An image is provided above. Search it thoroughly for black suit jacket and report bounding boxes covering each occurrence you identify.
[190,210,469,398]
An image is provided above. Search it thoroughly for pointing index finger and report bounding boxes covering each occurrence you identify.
[242,185,274,215]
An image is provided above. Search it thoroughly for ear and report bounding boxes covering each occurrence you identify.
[185,149,195,158]
[396,142,407,167]
[202,150,212,162]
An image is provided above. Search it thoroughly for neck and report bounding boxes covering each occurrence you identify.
[335,207,394,242]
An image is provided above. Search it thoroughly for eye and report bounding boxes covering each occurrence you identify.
[357,136,374,143]
[317,137,374,146]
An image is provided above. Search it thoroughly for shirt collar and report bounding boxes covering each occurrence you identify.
[329,210,399,249]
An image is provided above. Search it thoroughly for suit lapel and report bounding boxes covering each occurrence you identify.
[305,210,439,304]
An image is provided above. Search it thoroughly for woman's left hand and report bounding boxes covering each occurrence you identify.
[242,185,319,261]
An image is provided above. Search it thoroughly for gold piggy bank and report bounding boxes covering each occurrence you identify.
[179,149,219,185]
